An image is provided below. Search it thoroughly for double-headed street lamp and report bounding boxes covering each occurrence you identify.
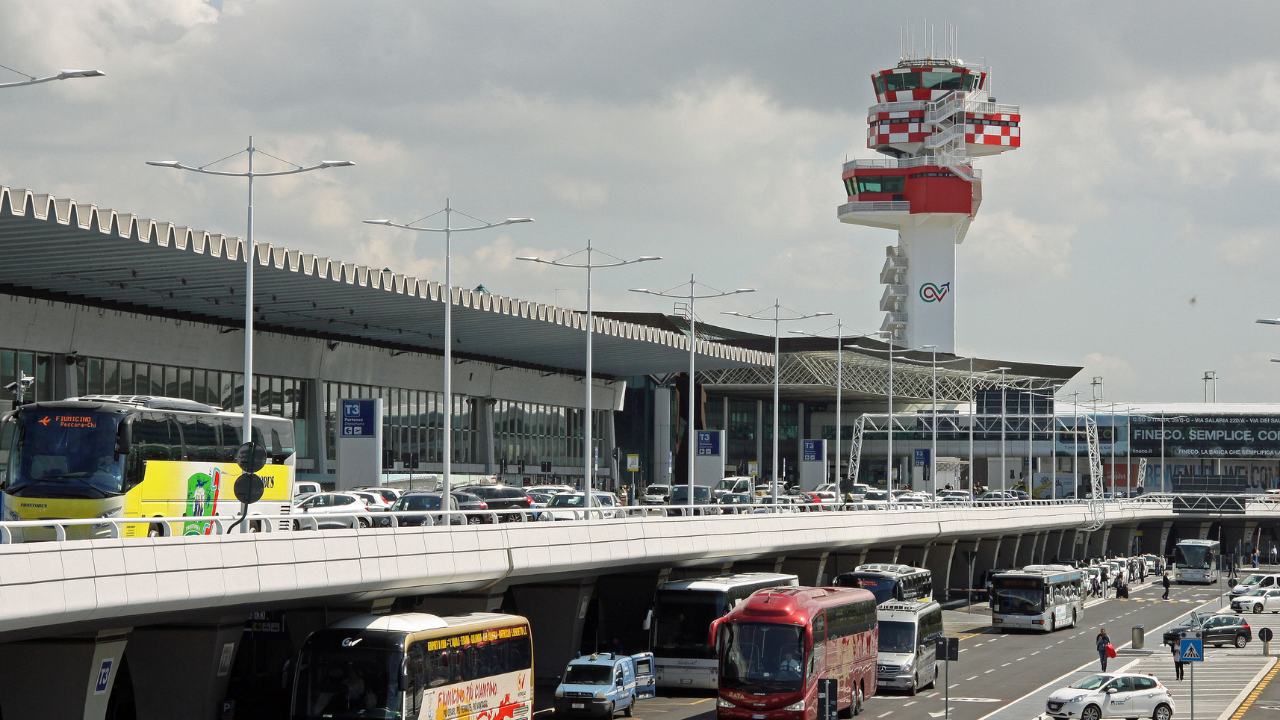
[631,276,754,509]
[520,241,660,520]
[367,201,532,525]
[148,140,353,515]
[856,339,928,492]
[722,302,830,508]
[0,67,104,90]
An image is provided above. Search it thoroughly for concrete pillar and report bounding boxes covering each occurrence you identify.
[781,553,830,586]
[513,579,598,683]
[1045,531,1065,564]
[655,387,672,486]
[1087,526,1111,559]
[864,545,901,565]
[480,398,496,474]
[306,377,328,474]
[1108,526,1137,557]
[128,622,245,720]
[950,540,982,604]
[898,545,929,568]
[999,535,1022,569]
[829,550,864,579]
[975,537,1003,579]
[923,540,956,601]
[604,409,619,488]
[0,628,130,720]
[1152,522,1174,557]
[1197,522,1212,540]
[1015,532,1039,567]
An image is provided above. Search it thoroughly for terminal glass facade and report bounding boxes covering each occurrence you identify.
[70,354,310,458]
[492,400,605,468]
[323,382,478,468]
[0,349,55,405]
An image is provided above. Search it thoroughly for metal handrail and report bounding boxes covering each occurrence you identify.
[0,495,1207,545]
[838,201,911,215]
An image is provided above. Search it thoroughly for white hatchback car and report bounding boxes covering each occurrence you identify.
[1046,673,1175,720]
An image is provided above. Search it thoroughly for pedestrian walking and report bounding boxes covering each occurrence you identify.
[1139,558,1146,583]
[1171,642,1185,680]
[1162,573,1171,600]
[1096,628,1113,672]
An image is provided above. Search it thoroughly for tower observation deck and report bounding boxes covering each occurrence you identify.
[838,49,1020,353]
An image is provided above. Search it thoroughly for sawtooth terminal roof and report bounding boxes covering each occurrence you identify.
[0,186,770,377]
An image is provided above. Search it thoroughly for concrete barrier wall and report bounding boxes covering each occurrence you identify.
[0,504,1192,636]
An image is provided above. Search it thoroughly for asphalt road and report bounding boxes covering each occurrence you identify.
[617,577,1231,720]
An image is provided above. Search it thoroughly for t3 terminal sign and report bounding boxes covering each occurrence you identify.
[341,399,378,437]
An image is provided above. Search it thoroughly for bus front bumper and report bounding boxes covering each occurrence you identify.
[991,616,1048,630]
[877,672,915,690]
[657,664,717,689]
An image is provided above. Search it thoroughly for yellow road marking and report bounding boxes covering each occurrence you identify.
[1229,658,1280,720]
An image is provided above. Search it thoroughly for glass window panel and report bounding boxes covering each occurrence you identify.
[75,358,86,397]
[179,367,193,400]
[104,359,119,395]
[0,351,13,400]
[135,363,150,397]
[165,365,179,397]
[35,355,52,401]
[192,370,206,405]
[86,358,103,395]
[271,376,283,416]
[119,362,134,396]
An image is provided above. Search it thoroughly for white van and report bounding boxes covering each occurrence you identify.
[875,600,943,695]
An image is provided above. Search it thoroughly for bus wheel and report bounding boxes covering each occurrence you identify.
[1050,616,1056,632]
[1072,610,1078,628]
[908,673,918,696]
[147,522,164,537]
[924,665,937,690]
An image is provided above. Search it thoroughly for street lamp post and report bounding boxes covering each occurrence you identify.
[794,322,867,489]
[632,276,754,510]
[722,302,830,508]
[0,67,104,90]
[520,242,660,520]
[922,346,939,495]
[367,202,532,525]
[997,367,1011,494]
[149,140,352,530]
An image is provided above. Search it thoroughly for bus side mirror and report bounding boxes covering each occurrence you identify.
[642,609,652,631]
[115,421,132,459]
[708,618,723,647]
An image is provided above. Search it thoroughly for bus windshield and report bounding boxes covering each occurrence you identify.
[720,622,805,694]
[844,574,896,604]
[1175,545,1213,570]
[6,410,124,498]
[993,584,1044,615]
[653,592,727,659]
[877,621,916,654]
[293,646,403,719]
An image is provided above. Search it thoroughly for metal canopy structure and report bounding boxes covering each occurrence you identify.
[599,313,1080,403]
[0,186,770,377]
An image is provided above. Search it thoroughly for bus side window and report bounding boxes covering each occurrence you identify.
[428,649,450,688]
[510,634,532,671]
[407,644,426,717]
[177,415,221,462]
[126,416,176,490]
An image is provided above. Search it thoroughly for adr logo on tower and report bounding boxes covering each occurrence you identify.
[919,282,951,303]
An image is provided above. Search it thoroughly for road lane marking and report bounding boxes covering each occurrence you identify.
[904,702,916,707]
[1016,657,1025,662]
[949,684,960,689]
[1001,663,1011,667]
[878,712,893,718]
[1031,651,1040,655]
[967,676,978,681]
[984,669,995,674]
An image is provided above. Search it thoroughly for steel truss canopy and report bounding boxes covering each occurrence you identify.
[0,187,770,377]
[599,314,1080,403]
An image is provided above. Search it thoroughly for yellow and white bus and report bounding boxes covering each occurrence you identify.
[292,612,534,720]
[0,395,295,538]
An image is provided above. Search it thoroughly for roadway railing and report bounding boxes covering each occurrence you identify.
[0,495,1202,545]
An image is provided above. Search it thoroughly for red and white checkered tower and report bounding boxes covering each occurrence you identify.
[839,28,1019,353]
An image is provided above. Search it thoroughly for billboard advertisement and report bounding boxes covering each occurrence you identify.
[1129,414,1280,459]
[1055,416,1127,456]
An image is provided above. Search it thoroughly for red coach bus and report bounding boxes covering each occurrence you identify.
[710,586,878,720]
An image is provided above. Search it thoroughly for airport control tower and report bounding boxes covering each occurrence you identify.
[839,39,1019,353]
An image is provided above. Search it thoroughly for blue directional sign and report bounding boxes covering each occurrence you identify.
[914,448,931,467]
[341,399,378,438]
[697,430,720,457]
[1179,637,1203,662]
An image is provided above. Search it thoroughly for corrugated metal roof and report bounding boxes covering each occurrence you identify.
[0,186,771,377]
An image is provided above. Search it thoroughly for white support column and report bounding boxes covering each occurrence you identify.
[654,386,672,486]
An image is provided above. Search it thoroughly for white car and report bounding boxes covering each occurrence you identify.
[528,484,576,496]
[861,489,891,509]
[1046,673,1174,720]
[293,492,374,529]
[351,486,402,506]
[540,492,619,520]
[293,480,323,502]
[811,484,840,503]
[1232,587,1280,614]
[642,484,672,505]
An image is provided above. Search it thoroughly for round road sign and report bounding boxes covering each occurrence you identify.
[236,442,267,474]
[234,473,265,505]
[1261,627,1274,643]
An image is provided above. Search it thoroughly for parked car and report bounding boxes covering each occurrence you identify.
[451,491,496,524]
[389,492,463,526]
[553,651,655,718]
[293,480,323,502]
[293,492,373,529]
[1045,672,1174,720]
[712,476,755,501]
[716,492,754,513]
[752,495,798,513]
[862,489,891,509]
[351,490,393,513]
[529,484,577,497]
[641,484,672,505]
[668,486,713,515]
[811,484,841,504]
[1229,572,1280,599]
[458,484,534,521]
[846,483,872,501]
[753,481,788,499]
[1232,588,1280,614]
[938,490,972,503]
[351,486,402,505]
[528,491,554,507]
[1163,611,1251,649]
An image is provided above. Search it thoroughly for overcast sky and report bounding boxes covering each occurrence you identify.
[3,1,1280,404]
